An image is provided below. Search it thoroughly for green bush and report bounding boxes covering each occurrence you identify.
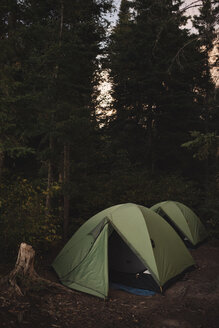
[68,168,202,232]
[0,178,61,259]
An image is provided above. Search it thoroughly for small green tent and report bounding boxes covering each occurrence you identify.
[52,203,195,298]
[150,201,208,247]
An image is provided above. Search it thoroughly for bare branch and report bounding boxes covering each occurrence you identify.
[168,37,200,72]
[180,0,218,14]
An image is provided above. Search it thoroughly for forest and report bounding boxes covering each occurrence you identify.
[0,0,218,263]
[0,0,219,327]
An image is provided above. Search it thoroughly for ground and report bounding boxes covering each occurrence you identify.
[0,239,219,328]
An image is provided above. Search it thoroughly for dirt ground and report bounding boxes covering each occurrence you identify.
[0,238,219,328]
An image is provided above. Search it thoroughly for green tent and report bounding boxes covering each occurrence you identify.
[52,203,195,299]
[150,201,208,247]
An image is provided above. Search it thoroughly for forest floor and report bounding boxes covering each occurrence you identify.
[0,238,219,328]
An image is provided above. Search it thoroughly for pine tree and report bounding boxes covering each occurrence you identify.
[0,0,113,238]
[189,0,219,202]
[108,0,144,164]
[192,0,219,131]
[108,0,205,171]
[0,0,39,181]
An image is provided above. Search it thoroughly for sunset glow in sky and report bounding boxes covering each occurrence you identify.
[109,0,201,29]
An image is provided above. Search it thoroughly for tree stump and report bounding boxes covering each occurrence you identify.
[10,243,38,277]
[0,242,74,296]
[1,243,39,295]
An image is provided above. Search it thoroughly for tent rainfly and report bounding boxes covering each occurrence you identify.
[52,203,195,299]
[150,201,208,247]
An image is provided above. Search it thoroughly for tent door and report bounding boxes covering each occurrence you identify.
[108,229,146,274]
[108,229,160,292]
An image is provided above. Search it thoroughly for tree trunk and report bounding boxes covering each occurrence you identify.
[146,105,155,174]
[45,136,54,214]
[59,0,64,45]
[63,143,70,241]
[0,151,4,183]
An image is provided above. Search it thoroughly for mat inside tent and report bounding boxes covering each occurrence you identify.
[109,268,157,296]
[110,282,156,296]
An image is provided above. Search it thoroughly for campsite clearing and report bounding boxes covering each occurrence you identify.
[0,238,219,328]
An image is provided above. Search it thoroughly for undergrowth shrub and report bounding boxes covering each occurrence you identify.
[0,178,61,259]
[68,169,202,234]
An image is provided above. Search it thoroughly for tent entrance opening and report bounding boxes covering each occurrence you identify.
[108,229,160,292]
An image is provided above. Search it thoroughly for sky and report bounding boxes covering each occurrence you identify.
[107,0,201,30]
